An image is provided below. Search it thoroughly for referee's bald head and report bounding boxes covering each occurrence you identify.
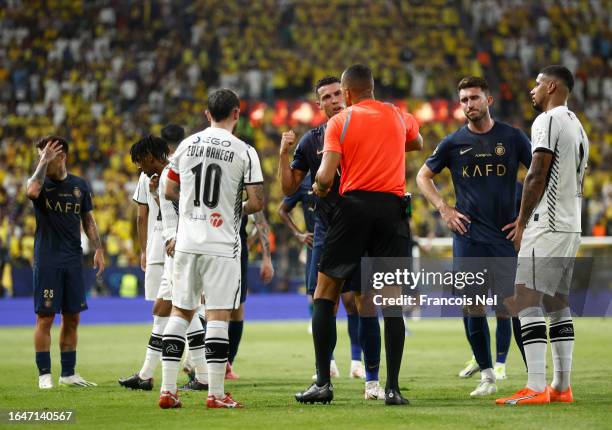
[341,64,374,99]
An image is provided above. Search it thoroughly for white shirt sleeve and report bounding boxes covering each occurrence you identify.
[243,145,264,184]
[169,142,187,176]
[531,112,560,154]
[132,172,148,204]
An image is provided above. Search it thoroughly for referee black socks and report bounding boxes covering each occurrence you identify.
[383,316,404,392]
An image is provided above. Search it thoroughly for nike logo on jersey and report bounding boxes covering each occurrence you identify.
[316,149,324,155]
[45,187,56,192]
[459,147,473,155]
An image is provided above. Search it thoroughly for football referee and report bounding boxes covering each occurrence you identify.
[295,64,423,405]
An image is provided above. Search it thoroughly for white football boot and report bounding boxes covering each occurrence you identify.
[59,374,97,387]
[364,380,385,400]
[39,374,53,389]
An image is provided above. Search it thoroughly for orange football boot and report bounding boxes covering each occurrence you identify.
[547,385,573,403]
[496,387,550,405]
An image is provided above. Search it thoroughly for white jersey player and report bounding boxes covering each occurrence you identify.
[159,89,264,409]
[157,163,179,300]
[498,66,588,405]
[120,129,209,392]
[133,171,165,301]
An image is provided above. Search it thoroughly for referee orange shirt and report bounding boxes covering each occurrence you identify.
[324,99,419,197]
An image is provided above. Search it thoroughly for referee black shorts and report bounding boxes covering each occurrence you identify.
[319,190,411,280]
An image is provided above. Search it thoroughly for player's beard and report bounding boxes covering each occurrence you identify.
[532,99,543,112]
[466,109,486,123]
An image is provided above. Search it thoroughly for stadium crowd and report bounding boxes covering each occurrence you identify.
[0,0,610,294]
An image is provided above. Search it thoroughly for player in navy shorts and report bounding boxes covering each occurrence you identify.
[417,77,531,397]
[26,136,105,389]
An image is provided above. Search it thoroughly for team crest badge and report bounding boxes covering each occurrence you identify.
[495,143,505,156]
[210,212,224,228]
[73,187,82,198]
[44,299,52,308]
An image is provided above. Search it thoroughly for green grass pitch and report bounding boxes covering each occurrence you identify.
[1,318,611,430]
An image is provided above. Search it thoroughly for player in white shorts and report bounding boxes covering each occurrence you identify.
[497,66,589,405]
[159,89,264,409]
[119,126,208,391]
[118,135,168,391]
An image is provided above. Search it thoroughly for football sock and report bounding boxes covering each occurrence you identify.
[347,313,361,361]
[519,306,547,392]
[312,298,336,387]
[36,351,51,376]
[548,307,574,392]
[383,316,404,392]
[331,316,337,362]
[228,320,244,365]
[512,316,527,369]
[186,315,208,383]
[139,315,168,380]
[359,316,381,382]
[160,316,188,392]
[468,316,492,371]
[468,316,493,371]
[462,315,475,355]
[205,320,229,398]
[495,317,511,364]
[60,351,76,377]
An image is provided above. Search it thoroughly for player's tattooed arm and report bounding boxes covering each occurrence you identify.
[516,150,553,227]
[82,211,105,276]
[502,150,553,251]
[252,211,275,283]
[253,211,272,259]
[243,184,265,215]
[26,140,63,199]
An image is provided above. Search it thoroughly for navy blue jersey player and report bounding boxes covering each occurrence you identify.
[279,77,389,397]
[417,77,531,397]
[278,173,316,294]
[26,136,105,389]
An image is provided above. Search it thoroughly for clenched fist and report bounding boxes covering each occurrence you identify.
[280,130,297,155]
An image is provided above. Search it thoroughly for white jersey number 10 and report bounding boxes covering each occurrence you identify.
[191,162,222,209]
